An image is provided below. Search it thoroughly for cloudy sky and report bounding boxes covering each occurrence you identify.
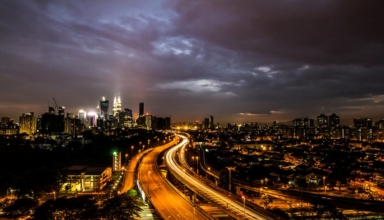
[1,0,384,125]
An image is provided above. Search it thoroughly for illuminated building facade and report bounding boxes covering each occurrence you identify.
[100,97,109,120]
[64,165,112,192]
[118,108,133,128]
[19,112,37,136]
[112,151,121,172]
[113,95,122,116]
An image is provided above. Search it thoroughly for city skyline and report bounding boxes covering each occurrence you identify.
[1,1,384,124]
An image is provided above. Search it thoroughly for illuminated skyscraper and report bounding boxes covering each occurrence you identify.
[78,110,86,125]
[113,95,122,116]
[139,102,144,116]
[19,112,37,136]
[100,97,109,120]
[87,112,97,127]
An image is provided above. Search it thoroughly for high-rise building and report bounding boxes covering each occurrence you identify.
[87,112,97,127]
[317,114,328,128]
[139,102,144,116]
[203,118,209,129]
[78,110,86,125]
[100,97,109,120]
[165,117,171,129]
[19,112,37,136]
[1,117,10,125]
[64,114,81,135]
[354,118,372,128]
[329,113,340,128]
[145,115,152,130]
[113,95,122,116]
[41,107,64,134]
[209,115,214,129]
[293,117,314,128]
[118,108,133,128]
[58,106,65,116]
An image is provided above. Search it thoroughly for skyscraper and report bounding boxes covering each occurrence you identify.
[209,115,214,129]
[317,114,328,128]
[100,96,109,120]
[139,102,144,116]
[113,95,122,116]
[78,110,86,125]
[19,112,37,136]
[329,113,340,128]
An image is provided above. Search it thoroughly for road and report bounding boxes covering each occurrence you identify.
[120,148,152,194]
[166,134,275,220]
[138,138,208,220]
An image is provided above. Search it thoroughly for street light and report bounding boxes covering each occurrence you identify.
[242,195,246,219]
[196,156,199,175]
[207,167,211,178]
[125,153,128,165]
[323,176,326,194]
[131,146,134,159]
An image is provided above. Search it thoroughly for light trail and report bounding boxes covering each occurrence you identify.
[165,134,275,220]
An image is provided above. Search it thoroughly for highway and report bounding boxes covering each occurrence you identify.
[120,148,152,194]
[138,138,209,220]
[166,134,275,220]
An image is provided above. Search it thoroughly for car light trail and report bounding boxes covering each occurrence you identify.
[165,134,275,220]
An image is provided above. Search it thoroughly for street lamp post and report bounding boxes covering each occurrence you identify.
[196,156,199,176]
[242,196,246,219]
[323,176,326,194]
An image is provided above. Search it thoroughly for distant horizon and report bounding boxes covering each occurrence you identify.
[1,103,382,127]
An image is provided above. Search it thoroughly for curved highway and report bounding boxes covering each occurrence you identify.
[138,138,208,220]
[165,134,275,220]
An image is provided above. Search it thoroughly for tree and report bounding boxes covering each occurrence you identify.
[15,167,67,199]
[100,194,144,220]
[2,197,38,219]
[32,196,98,220]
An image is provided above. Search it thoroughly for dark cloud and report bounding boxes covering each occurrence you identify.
[0,0,383,124]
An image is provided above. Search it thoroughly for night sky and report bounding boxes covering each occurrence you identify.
[1,0,384,125]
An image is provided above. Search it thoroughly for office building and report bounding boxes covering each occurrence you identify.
[113,95,122,117]
[209,115,214,129]
[139,102,144,116]
[19,112,37,136]
[78,110,86,125]
[100,97,109,120]
[40,107,64,134]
